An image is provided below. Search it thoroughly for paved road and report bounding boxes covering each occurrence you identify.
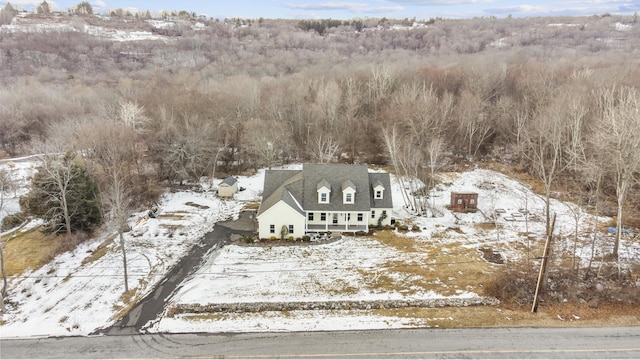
[2,327,640,358]
[95,211,255,336]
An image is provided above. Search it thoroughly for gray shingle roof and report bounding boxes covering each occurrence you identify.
[369,173,393,209]
[258,164,393,217]
[317,179,331,191]
[257,170,303,216]
[302,164,370,212]
[220,176,237,186]
[342,179,356,191]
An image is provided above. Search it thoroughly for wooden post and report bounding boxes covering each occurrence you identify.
[532,213,556,313]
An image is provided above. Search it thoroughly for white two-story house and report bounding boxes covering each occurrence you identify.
[256,164,393,239]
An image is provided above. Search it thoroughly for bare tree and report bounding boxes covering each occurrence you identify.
[593,87,640,258]
[368,66,395,104]
[245,118,289,170]
[565,97,589,172]
[381,126,411,209]
[0,167,11,217]
[455,90,494,160]
[398,83,453,147]
[0,167,14,311]
[309,78,341,133]
[0,3,16,25]
[162,115,215,184]
[337,76,366,157]
[86,119,138,293]
[427,137,444,212]
[310,135,339,163]
[398,140,424,214]
[0,105,28,157]
[37,1,51,14]
[118,100,148,131]
[34,143,81,235]
[521,95,573,235]
[581,158,605,276]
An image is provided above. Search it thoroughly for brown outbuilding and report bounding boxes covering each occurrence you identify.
[450,192,478,213]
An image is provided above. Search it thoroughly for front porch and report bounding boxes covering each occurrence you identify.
[305,211,369,234]
[306,224,368,233]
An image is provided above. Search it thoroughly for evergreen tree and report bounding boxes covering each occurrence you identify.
[21,153,101,234]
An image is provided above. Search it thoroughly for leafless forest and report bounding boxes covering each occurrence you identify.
[2,7,640,236]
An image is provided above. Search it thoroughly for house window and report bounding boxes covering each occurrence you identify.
[320,193,327,203]
[288,225,294,234]
[347,213,351,221]
[346,193,352,203]
[357,213,363,221]
[321,212,326,221]
[457,199,463,205]
[269,225,275,234]
[470,199,475,205]
[371,210,376,218]
[382,210,387,217]
[308,212,314,221]
[375,190,382,199]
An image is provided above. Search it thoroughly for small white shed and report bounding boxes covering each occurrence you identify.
[218,176,238,197]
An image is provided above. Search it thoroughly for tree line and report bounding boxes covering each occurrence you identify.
[0,10,638,261]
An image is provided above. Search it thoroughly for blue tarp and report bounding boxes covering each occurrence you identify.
[608,227,634,234]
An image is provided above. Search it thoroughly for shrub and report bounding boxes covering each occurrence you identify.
[302,235,311,242]
[1,212,25,231]
[483,261,537,306]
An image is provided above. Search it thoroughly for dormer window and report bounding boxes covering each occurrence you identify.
[373,180,385,200]
[342,180,356,204]
[317,179,331,204]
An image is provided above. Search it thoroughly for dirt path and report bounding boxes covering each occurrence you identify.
[96,211,255,335]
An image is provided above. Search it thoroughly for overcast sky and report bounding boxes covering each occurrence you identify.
[3,0,639,19]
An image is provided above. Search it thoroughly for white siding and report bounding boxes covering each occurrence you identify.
[257,201,305,239]
[218,182,238,197]
[369,207,392,227]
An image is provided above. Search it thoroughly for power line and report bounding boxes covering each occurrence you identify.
[4,258,492,280]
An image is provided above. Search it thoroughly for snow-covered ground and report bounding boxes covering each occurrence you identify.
[1,160,638,338]
[0,18,171,42]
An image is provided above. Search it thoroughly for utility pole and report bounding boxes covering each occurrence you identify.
[532,213,556,313]
[1,242,6,312]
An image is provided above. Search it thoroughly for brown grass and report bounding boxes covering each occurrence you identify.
[168,303,640,328]
[157,213,187,220]
[81,235,116,267]
[1,227,60,276]
[376,230,420,252]
[110,289,140,321]
[361,234,495,297]
[372,302,640,328]
[243,201,261,210]
[476,222,497,230]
